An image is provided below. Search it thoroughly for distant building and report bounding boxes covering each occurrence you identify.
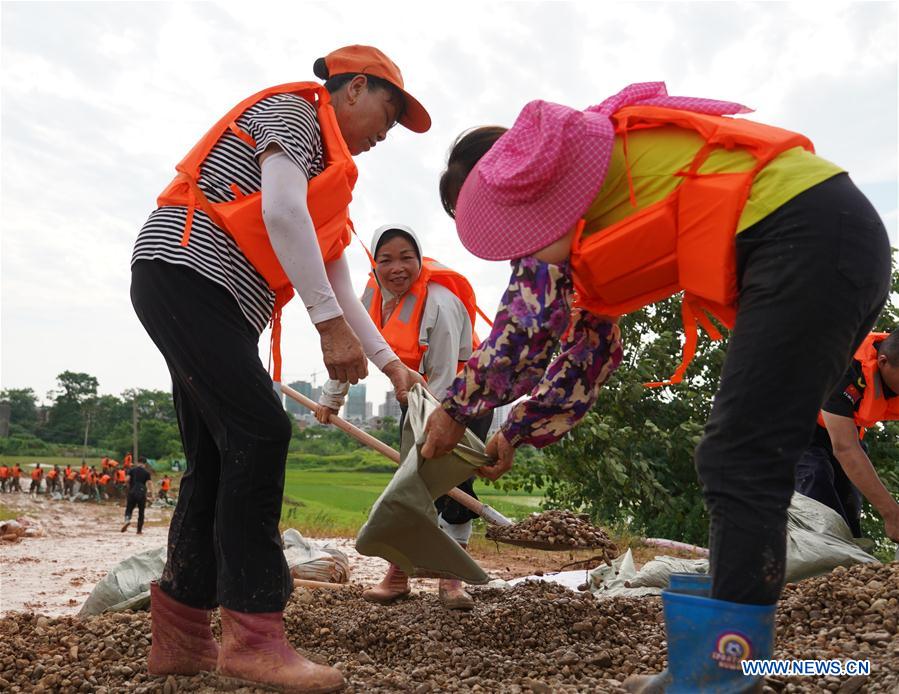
[345,383,368,422]
[379,391,403,420]
[285,380,313,418]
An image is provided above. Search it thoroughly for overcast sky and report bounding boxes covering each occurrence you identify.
[1,1,897,409]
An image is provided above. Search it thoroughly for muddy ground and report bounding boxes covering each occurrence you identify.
[1,494,897,693]
[0,494,626,617]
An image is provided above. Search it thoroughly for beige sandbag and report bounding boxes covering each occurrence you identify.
[356,385,490,584]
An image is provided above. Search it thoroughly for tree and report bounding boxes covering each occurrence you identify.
[0,388,39,434]
[44,371,99,444]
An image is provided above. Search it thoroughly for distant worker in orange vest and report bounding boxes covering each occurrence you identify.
[421,83,891,692]
[159,475,172,502]
[130,45,427,690]
[796,331,899,541]
[63,465,76,497]
[46,465,61,495]
[98,472,112,499]
[317,224,493,610]
[123,452,132,470]
[0,464,8,493]
[9,464,22,492]
[114,467,127,499]
[29,463,43,495]
[79,463,89,483]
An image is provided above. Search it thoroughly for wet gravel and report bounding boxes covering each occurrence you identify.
[0,562,896,693]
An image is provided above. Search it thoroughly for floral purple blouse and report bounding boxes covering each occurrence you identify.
[441,257,623,448]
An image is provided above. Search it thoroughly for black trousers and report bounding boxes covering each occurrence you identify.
[795,445,863,537]
[696,174,890,605]
[131,260,293,613]
[125,493,147,533]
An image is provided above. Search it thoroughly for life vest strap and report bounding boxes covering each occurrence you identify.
[644,294,727,388]
[228,121,257,149]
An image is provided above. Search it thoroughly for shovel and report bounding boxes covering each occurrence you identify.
[280,384,513,527]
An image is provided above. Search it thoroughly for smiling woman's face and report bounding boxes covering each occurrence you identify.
[332,76,400,156]
[375,235,421,297]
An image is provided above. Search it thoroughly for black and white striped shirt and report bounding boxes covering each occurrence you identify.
[132,93,325,334]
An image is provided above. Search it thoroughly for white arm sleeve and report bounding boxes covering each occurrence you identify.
[325,254,398,371]
[260,152,342,324]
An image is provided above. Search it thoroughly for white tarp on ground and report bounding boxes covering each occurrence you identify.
[499,492,879,598]
[79,530,350,616]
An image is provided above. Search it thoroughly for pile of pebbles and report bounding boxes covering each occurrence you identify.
[0,562,895,693]
[486,509,618,554]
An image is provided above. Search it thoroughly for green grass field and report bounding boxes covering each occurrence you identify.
[281,469,543,537]
[0,455,104,468]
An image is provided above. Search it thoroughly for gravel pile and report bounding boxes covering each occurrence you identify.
[0,562,896,693]
[486,510,619,555]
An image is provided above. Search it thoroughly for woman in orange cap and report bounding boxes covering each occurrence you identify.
[422,82,890,692]
[131,45,429,692]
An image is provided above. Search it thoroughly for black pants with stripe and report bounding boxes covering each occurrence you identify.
[132,260,292,613]
[696,174,890,605]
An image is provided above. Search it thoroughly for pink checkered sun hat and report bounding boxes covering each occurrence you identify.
[454,82,751,260]
[455,100,613,261]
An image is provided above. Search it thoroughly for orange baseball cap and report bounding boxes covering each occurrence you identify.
[315,45,431,133]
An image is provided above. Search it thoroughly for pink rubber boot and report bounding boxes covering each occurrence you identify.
[147,581,219,676]
[217,607,345,693]
[361,563,411,604]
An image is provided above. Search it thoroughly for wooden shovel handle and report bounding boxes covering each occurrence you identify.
[279,384,487,516]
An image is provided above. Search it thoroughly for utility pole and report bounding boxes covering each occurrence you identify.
[81,411,91,463]
[132,397,139,463]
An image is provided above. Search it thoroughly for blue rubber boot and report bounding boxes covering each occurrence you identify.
[624,577,775,693]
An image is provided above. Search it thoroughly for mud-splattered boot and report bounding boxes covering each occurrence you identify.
[438,577,474,610]
[361,563,410,604]
[147,581,219,676]
[216,607,345,693]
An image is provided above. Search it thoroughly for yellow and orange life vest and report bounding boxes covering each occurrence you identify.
[571,105,814,386]
[157,82,358,382]
[360,258,485,374]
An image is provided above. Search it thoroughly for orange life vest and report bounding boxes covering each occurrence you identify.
[12,466,21,477]
[157,82,358,382]
[570,105,814,386]
[360,258,485,373]
[65,468,76,481]
[79,465,89,480]
[123,454,132,467]
[99,474,111,485]
[115,469,126,484]
[161,478,171,491]
[0,466,7,479]
[31,468,42,480]
[834,333,899,435]
[47,469,58,479]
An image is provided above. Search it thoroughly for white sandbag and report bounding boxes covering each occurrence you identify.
[283,528,350,583]
[78,546,167,616]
